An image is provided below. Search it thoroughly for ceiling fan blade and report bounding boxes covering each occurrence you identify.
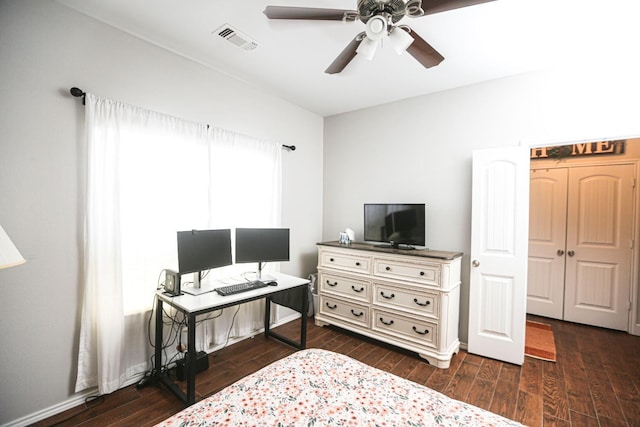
[263,6,354,21]
[325,33,364,74]
[403,28,444,69]
[421,0,496,15]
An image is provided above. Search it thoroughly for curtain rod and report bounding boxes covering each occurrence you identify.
[69,87,296,151]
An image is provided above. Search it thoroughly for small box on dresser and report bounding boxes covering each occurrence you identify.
[315,241,462,368]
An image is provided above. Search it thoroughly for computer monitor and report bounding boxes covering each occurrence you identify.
[235,228,290,280]
[177,229,232,294]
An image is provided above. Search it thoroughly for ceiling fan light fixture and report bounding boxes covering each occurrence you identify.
[389,26,414,54]
[263,0,490,74]
[356,37,378,60]
[364,15,387,40]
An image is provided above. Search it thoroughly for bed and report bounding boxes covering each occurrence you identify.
[155,349,523,426]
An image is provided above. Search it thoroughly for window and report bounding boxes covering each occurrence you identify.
[76,94,282,394]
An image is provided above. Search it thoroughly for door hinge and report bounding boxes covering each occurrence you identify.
[629,300,633,311]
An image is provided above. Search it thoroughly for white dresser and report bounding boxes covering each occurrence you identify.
[315,242,462,368]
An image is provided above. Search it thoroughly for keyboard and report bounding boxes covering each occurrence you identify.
[215,280,268,296]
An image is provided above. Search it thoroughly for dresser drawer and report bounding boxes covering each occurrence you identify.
[374,257,441,287]
[319,272,370,303]
[373,282,439,318]
[372,308,438,349]
[320,250,372,274]
[319,295,369,328]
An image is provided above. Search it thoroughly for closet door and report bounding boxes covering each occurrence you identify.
[527,168,568,319]
[564,164,635,331]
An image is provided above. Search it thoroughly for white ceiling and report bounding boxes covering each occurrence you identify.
[57,0,639,116]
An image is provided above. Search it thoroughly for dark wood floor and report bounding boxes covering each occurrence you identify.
[36,315,640,427]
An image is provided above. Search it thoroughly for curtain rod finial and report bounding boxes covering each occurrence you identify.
[70,87,86,105]
[70,87,84,97]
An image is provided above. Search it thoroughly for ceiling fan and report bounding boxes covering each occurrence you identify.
[263,0,495,74]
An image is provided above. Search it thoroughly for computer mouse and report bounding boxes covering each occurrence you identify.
[266,281,278,286]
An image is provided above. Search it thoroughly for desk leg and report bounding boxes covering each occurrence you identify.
[300,285,307,349]
[264,286,307,350]
[264,296,272,335]
[155,298,163,374]
[186,312,197,405]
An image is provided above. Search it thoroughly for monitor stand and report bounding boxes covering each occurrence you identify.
[181,271,216,295]
[244,262,276,283]
[257,262,277,282]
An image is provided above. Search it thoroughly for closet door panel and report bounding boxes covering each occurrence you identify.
[527,168,568,319]
[564,164,635,330]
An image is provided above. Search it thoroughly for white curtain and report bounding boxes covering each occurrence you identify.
[201,128,282,346]
[76,94,282,394]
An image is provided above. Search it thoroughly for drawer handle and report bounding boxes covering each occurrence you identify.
[413,298,431,307]
[325,302,337,310]
[329,258,335,262]
[379,317,394,326]
[326,280,338,287]
[351,309,364,317]
[412,326,429,335]
[385,266,391,271]
[380,291,395,300]
[355,262,361,266]
[351,285,364,293]
[419,271,425,276]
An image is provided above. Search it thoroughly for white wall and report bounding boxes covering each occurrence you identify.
[0,1,323,425]
[323,64,640,346]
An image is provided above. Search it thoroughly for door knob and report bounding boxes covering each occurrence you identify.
[567,250,575,257]
[472,260,480,267]
[557,249,565,256]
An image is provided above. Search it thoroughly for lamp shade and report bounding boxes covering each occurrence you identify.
[389,27,414,54]
[0,224,25,269]
[356,37,379,61]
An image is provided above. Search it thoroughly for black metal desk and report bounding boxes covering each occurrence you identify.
[149,272,308,405]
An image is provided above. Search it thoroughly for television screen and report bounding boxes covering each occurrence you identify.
[177,229,232,274]
[235,228,290,263]
[364,204,426,248]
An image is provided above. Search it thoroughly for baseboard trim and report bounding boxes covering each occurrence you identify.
[4,388,98,427]
[5,370,152,427]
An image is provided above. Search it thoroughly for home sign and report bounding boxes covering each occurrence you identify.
[530,139,626,160]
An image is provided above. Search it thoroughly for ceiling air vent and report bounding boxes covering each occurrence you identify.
[214,24,258,51]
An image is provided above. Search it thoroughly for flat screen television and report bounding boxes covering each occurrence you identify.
[177,228,232,277]
[364,203,426,249]
[235,228,290,280]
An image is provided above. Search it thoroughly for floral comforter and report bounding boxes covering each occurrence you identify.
[156,349,523,426]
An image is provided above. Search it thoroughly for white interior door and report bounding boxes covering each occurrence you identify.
[564,164,635,330]
[527,168,568,319]
[469,146,529,365]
